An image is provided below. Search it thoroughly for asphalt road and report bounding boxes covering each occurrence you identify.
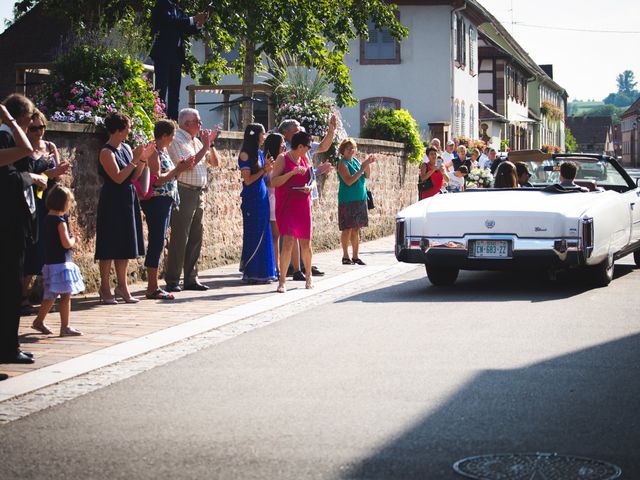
[1,256,639,479]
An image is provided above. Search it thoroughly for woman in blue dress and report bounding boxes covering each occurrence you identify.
[238,123,277,283]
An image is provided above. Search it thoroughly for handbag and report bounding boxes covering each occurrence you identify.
[366,189,375,210]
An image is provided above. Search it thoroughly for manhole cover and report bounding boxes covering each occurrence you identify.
[453,452,621,480]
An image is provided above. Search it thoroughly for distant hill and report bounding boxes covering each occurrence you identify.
[567,101,605,116]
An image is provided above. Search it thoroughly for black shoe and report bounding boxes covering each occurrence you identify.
[0,352,35,364]
[0,373,8,381]
[311,265,325,276]
[19,350,34,358]
[351,258,366,266]
[184,282,209,291]
[292,270,306,281]
[165,284,182,292]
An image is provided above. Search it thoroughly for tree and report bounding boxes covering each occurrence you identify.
[616,70,637,95]
[13,0,408,128]
[565,127,577,153]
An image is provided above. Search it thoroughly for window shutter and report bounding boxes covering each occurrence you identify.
[452,14,458,63]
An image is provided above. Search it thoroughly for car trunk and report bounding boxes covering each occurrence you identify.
[418,190,604,238]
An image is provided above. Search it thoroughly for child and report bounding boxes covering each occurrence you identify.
[447,165,469,192]
[31,185,85,337]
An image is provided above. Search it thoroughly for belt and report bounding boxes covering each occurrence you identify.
[178,182,206,192]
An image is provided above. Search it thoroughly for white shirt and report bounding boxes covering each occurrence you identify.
[167,128,208,188]
[478,154,492,170]
[447,172,465,191]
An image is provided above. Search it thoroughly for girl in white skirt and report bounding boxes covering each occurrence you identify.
[31,185,85,336]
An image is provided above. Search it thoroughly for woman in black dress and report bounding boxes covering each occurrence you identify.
[95,113,154,304]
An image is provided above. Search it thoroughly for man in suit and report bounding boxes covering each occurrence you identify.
[150,0,208,120]
[0,94,45,365]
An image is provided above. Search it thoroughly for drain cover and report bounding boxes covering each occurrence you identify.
[453,452,621,480]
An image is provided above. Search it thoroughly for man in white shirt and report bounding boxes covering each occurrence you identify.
[165,108,219,291]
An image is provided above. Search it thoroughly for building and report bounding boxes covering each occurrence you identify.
[620,96,640,167]
[565,116,615,156]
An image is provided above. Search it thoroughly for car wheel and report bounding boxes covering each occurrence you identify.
[634,249,640,268]
[425,265,459,286]
[589,254,614,287]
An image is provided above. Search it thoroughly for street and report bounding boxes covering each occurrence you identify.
[0,254,639,479]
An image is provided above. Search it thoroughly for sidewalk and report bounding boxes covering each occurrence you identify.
[1,236,406,397]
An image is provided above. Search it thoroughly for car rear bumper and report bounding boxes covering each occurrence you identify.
[395,234,586,270]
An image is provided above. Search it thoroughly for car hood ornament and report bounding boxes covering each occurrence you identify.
[485,220,495,229]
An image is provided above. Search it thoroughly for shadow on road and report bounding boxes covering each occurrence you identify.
[339,264,637,304]
[339,333,640,479]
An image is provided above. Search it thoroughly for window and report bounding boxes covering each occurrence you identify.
[469,104,475,138]
[454,101,460,136]
[361,17,401,65]
[454,14,466,67]
[360,97,401,127]
[461,101,466,137]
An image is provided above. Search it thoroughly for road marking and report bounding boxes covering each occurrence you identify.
[0,262,417,424]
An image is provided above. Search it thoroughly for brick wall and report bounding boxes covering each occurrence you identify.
[45,123,418,291]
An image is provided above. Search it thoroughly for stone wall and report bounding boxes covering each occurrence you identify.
[45,123,418,292]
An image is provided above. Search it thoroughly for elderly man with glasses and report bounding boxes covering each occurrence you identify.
[164,108,219,292]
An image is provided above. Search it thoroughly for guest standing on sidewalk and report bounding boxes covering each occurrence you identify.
[263,132,286,273]
[164,108,219,292]
[22,109,69,314]
[271,131,316,293]
[141,119,193,300]
[238,123,277,284]
[0,96,43,365]
[95,112,154,304]
[336,138,375,265]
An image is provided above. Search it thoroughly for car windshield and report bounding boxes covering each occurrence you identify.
[518,158,630,188]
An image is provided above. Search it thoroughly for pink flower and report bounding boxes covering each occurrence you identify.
[91,101,98,107]
[107,106,113,112]
[83,105,91,111]
[70,88,78,95]
[127,102,133,108]
[125,92,132,97]
[96,90,104,98]
[68,104,76,111]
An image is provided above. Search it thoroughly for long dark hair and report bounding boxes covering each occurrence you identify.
[263,132,284,160]
[240,123,265,174]
[494,161,518,188]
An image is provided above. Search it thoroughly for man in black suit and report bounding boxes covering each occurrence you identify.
[150,0,208,120]
[0,95,45,365]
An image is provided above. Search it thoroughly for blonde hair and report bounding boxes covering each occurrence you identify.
[31,109,47,128]
[338,138,357,155]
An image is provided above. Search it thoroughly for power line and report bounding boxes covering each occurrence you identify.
[501,21,640,34]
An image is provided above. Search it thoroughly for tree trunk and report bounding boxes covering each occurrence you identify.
[241,39,256,130]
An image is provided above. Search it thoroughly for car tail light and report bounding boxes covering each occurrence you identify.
[580,217,594,258]
[396,219,406,248]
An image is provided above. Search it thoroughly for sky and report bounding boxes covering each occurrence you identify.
[1,0,638,102]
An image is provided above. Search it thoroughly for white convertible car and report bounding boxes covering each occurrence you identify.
[395,152,640,286]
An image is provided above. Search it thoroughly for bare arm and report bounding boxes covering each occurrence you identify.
[0,106,34,166]
[99,148,139,184]
[270,153,305,187]
[314,114,337,154]
[239,152,269,186]
[419,163,437,182]
[58,221,77,250]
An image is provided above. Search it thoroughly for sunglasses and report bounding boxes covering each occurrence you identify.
[29,125,45,132]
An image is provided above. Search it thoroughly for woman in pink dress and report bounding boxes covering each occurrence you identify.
[270,131,315,293]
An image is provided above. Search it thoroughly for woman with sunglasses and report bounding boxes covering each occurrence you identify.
[270,131,315,292]
[21,110,70,314]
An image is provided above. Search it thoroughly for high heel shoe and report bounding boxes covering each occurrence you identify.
[114,286,140,304]
[99,289,118,305]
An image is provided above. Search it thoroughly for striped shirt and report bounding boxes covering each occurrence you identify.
[167,128,208,188]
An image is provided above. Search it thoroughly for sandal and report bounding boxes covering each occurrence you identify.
[31,322,53,335]
[352,258,366,265]
[146,289,175,300]
[305,279,314,289]
[60,326,83,337]
[276,283,287,293]
[342,257,353,265]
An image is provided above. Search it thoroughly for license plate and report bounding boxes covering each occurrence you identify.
[471,240,510,258]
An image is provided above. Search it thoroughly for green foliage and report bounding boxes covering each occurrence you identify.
[500,139,509,152]
[14,0,408,112]
[34,44,164,144]
[578,104,625,124]
[565,127,578,153]
[361,108,425,164]
[616,70,637,95]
